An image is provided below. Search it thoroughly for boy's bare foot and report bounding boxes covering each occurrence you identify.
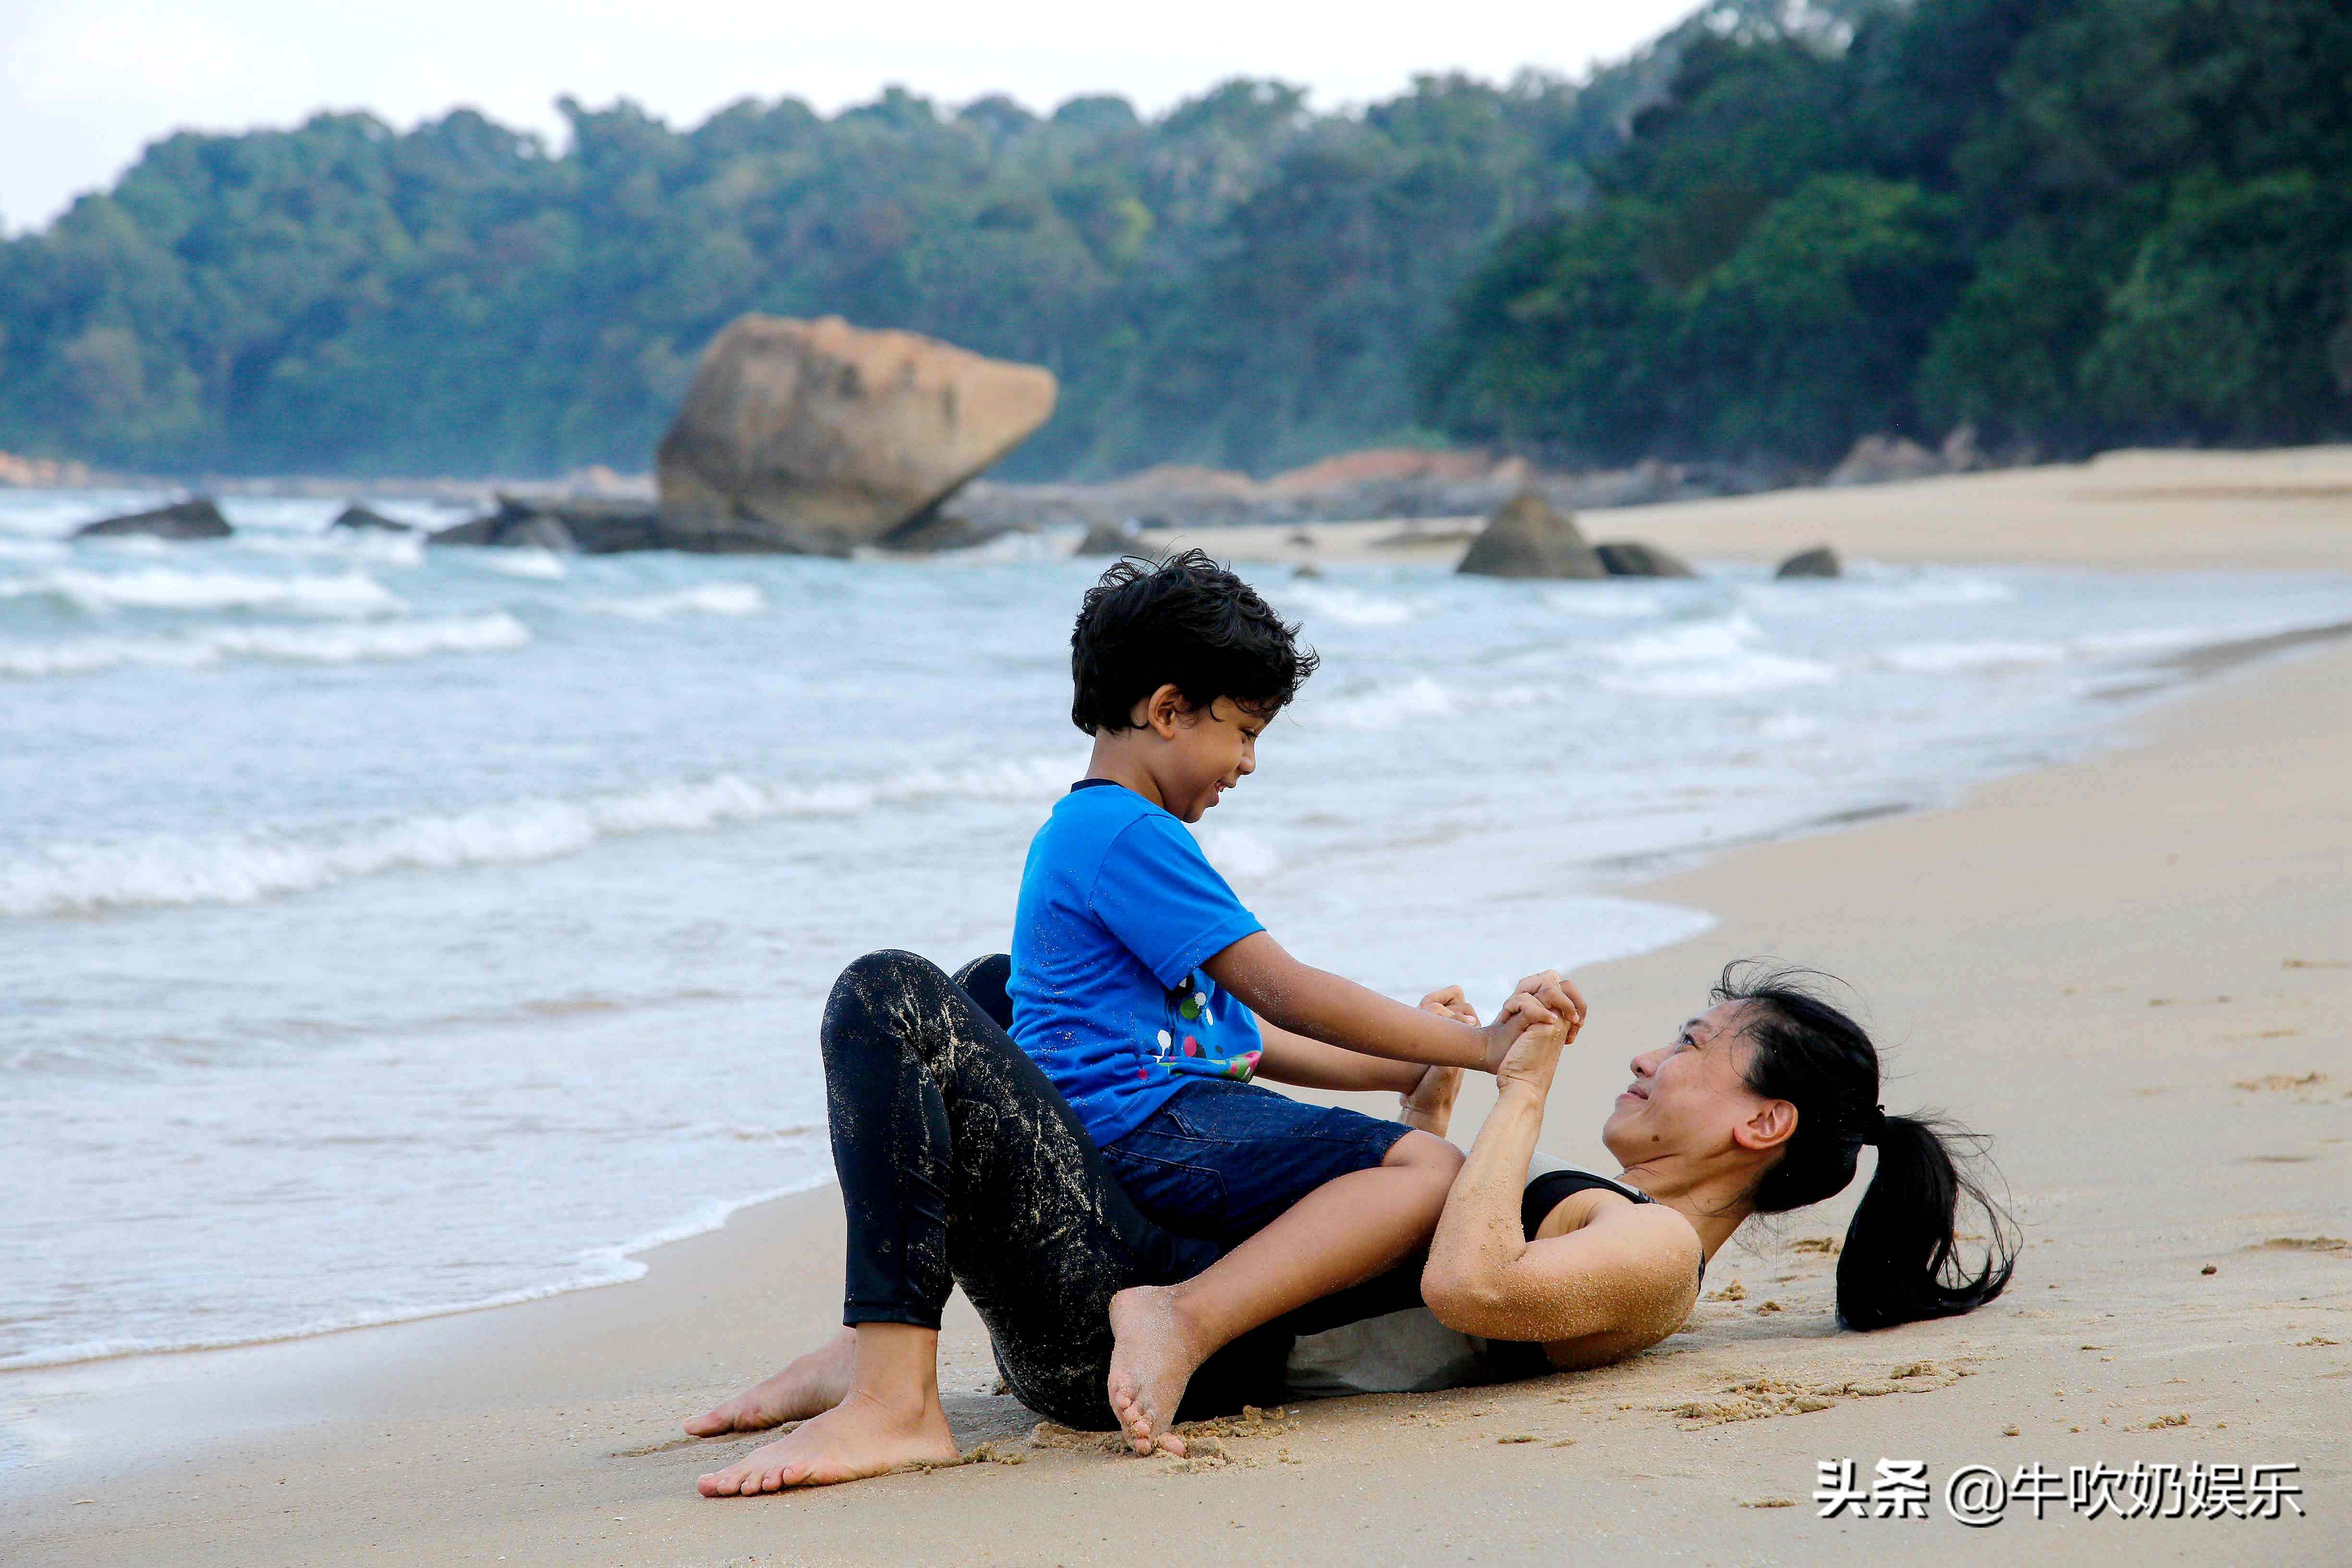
[1106,1284,1210,1457]
[686,1328,855,1436]
[695,1387,956,1495]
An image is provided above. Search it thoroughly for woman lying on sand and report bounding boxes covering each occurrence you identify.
[689,951,2018,1494]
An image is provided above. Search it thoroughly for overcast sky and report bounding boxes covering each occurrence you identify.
[1,0,1700,231]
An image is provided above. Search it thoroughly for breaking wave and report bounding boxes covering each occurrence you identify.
[0,613,530,678]
[0,567,404,618]
[1879,639,2068,673]
[1310,675,1549,730]
[581,583,765,620]
[1596,613,1838,697]
[1279,582,1415,627]
[0,756,1072,918]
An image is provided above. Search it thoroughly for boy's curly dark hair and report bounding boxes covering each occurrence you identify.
[1069,550,1319,734]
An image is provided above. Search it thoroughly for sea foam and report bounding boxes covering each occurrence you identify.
[0,756,1072,917]
[1279,582,1415,627]
[582,583,765,620]
[1310,675,1549,730]
[1880,639,2069,673]
[1597,613,1838,696]
[234,530,428,568]
[0,613,530,678]
[0,567,404,618]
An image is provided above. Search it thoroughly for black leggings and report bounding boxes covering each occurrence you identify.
[823,948,1301,1428]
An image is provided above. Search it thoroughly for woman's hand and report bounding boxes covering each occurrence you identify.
[1478,970,1586,1074]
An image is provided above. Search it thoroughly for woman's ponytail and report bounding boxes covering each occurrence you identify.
[1715,963,2020,1332]
[1834,1111,2017,1330]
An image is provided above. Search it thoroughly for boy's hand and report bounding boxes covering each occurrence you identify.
[1478,971,1587,1074]
[1418,985,1480,1027]
[1400,989,1475,1130]
[1398,1062,1463,1135]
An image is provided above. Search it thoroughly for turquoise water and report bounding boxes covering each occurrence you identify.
[3,488,2347,1373]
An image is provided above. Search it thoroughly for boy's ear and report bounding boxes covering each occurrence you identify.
[1140,682,1188,738]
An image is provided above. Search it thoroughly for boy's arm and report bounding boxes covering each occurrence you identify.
[1254,987,1480,1108]
[1253,1022,1422,1092]
[1204,931,1582,1073]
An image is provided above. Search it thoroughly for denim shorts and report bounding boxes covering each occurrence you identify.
[1098,1078,1414,1247]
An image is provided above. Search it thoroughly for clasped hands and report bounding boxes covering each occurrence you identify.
[1401,969,1587,1117]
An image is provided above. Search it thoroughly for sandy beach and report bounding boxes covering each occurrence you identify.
[5,454,2348,1564]
[1138,445,2352,572]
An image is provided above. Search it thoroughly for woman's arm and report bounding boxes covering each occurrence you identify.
[1420,1021,1700,1349]
[1206,931,1579,1072]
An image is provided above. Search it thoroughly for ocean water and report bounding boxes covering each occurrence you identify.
[2,489,2347,1376]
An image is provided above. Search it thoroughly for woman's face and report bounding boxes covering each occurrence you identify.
[1601,999,1777,1165]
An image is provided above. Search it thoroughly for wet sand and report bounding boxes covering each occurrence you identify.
[6,453,2349,1564]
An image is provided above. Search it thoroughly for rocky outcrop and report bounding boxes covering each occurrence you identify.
[1456,491,1606,580]
[951,452,1796,538]
[329,504,416,533]
[1938,423,1986,473]
[1593,540,1697,578]
[873,508,1005,554]
[1074,522,1138,557]
[1827,435,1942,487]
[431,496,667,553]
[656,315,1057,555]
[1775,546,1842,579]
[74,498,231,540]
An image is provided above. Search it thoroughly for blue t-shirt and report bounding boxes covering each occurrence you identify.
[1009,780,1267,1145]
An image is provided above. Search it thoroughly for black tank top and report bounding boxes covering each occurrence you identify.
[1280,1164,1704,1397]
[1522,1166,1653,1240]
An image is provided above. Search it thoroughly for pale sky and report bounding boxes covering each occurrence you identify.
[0,0,1700,231]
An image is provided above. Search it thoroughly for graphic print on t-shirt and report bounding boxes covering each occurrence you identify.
[1154,970,1261,1082]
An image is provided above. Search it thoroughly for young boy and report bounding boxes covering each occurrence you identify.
[1010,550,1578,1455]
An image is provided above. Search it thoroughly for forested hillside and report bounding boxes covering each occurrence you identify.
[4,0,2345,480]
[0,41,1684,478]
[1420,0,2352,465]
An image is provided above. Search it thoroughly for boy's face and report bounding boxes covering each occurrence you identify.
[1153,693,1267,823]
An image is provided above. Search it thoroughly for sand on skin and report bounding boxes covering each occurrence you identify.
[4,453,2349,1565]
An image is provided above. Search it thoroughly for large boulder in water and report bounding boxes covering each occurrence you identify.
[1593,540,1697,578]
[655,315,1058,555]
[1775,545,1842,579]
[74,498,231,540]
[329,504,416,533]
[1455,490,1605,580]
[431,495,689,554]
[1073,522,1138,557]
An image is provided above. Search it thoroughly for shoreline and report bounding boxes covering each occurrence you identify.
[7,456,2349,1561]
[0,1176,836,1377]
[2,613,2338,1386]
[11,627,2343,1564]
[1136,445,2352,572]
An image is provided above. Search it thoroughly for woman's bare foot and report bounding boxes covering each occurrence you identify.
[686,1328,855,1437]
[695,1387,957,1495]
[1105,1284,1211,1457]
